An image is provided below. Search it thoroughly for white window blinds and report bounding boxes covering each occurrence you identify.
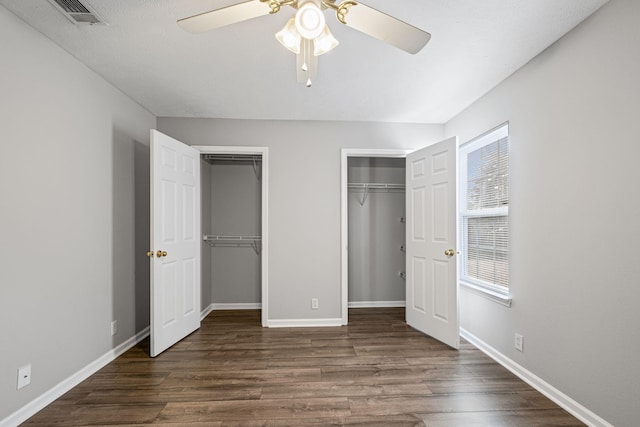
[460,125,509,292]
[463,216,509,287]
[466,137,509,210]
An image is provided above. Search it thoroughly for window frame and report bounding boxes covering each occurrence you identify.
[458,123,511,305]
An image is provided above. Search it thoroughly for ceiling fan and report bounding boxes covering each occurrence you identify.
[178,0,431,86]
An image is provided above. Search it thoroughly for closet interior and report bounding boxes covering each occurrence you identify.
[201,154,262,311]
[348,157,406,307]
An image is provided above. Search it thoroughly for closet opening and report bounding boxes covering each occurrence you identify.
[341,140,460,345]
[348,157,406,309]
[341,149,410,324]
[196,147,269,326]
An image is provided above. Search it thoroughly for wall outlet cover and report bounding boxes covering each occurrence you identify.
[17,364,31,389]
[515,333,524,352]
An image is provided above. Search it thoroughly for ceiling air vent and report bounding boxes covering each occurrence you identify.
[47,0,105,25]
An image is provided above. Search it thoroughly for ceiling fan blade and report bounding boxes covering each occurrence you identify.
[340,2,430,54]
[178,0,273,34]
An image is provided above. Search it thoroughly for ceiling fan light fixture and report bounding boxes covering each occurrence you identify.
[313,25,339,56]
[178,0,432,85]
[275,17,301,54]
[295,1,326,40]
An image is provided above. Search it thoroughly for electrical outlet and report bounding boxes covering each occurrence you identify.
[311,298,319,309]
[17,364,31,389]
[111,320,118,336]
[515,333,524,352]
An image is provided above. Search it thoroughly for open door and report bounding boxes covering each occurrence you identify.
[406,137,459,349]
[150,130,201,357]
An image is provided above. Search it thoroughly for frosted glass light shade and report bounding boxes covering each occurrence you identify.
[275,17,301,54]
[313,25,339,56]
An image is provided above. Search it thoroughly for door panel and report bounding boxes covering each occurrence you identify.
[411,257,426,312]
[161,261,177,326]
[151,130,201,357]
[406,137,459,349]
[432,259,449,320]
[411,187,426,241]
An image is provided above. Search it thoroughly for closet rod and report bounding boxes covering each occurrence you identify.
[202,154,262,162]
[348,183,405,190]
[203,235,262,241]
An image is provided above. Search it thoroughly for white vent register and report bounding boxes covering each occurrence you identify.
[48,0,105,25]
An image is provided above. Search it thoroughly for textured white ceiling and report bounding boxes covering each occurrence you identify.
[1,0,608,123]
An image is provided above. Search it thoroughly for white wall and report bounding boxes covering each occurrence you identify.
[445,0,640,425]
[0,5,155,421]
[157,118,444,320]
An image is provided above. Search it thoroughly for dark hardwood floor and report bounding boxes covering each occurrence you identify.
[23,308,584,426]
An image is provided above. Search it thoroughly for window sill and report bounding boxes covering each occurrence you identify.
[460,281,512,307]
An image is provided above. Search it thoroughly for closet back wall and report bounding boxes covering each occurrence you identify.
[206,159,261,305]
[157,118,444,321]
[201,158,213,309]
[348,158,406,305]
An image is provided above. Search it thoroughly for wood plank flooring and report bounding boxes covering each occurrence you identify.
[23,308,584,426]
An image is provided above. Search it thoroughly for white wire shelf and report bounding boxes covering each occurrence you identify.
[202,154,262,180]
[203,235,262,255]
[348,182,406,205]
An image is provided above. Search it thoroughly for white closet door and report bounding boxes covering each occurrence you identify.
[405,137,459,349]
[150,130,201,357]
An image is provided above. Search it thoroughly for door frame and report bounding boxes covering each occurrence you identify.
[193,145,269,327]
[340,148,411,325]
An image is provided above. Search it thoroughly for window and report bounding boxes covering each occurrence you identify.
[459,124,509,296]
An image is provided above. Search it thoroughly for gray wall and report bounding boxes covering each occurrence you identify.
[445,0,640,425]
[157,119,444,320]
[207,160,261,304]
[348,158,406,303]
[0,5,156,421]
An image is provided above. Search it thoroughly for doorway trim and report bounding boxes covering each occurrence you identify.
[341,148,411,325]
[193,145,269,327]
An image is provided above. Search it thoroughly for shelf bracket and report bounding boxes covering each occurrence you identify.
[252,157,261,181]
[358,186,370,206]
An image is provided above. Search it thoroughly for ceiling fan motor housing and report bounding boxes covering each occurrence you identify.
[295,0,326,39]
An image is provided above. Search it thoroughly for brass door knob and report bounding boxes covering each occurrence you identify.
[444,249,456,257]
[146,251,154,258]
[156,250,168,258]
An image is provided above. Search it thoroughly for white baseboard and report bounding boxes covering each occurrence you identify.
[267,318,343,328]
[0,327,150,427]
[212,303,261,310]
[201,303,261,320]
[348,300,406,308]
[200,303,214,320]
[460,328,612,427]
[203,304,339,328]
